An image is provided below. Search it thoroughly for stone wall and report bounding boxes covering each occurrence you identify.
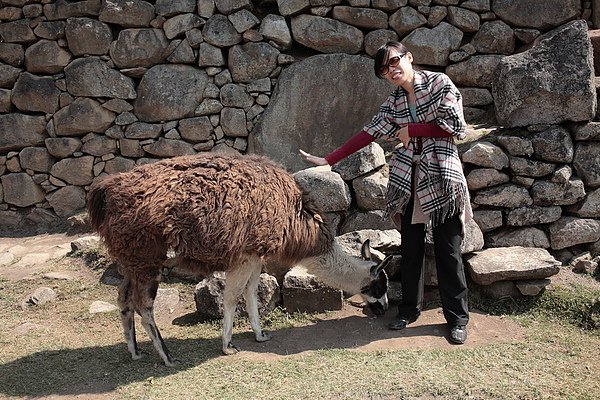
[292,20,600,268]
[0,0,595,234]
[463,124,600,263]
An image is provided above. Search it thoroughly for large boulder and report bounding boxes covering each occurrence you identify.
[402,22,463,66]
[282,266,343,313]
[446,55,503,88]
[228,42,279,83]
[53,98,116,136]
[64,57,136,99]
[1,173,46,207]
[133,64,209,122]
[109,28,169,68]
[294,166,351,213]
[46,186,87,218]
[202,14,241,47]
[466,246,560,285]
[0,114,47,152]
[50,156,95,185]
[291,15,363,54]
[249,53,393,172]
[549,217,600,250]
[0,19,36,43]
[43,0,102,20]
[11,72,61,113]
[493,20,596,127]
[0,45,21,66]
[573,142,600,188]
[99,0,155,27]
[24,40,72,74]
[491,0,581,30]
[194,271,280,318]
[0,63,21,89]
[64,17,112,56]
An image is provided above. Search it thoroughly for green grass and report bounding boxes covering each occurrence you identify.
[470,281,600,330]
[0,254,599,400]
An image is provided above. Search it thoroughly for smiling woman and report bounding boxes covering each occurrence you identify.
[300,40,472,345]
[375,52,407,79]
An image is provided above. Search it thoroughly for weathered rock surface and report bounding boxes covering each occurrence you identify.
[250,53,392,172]
[282,266,343,313]
[134,65,209,122]
[466,246,560,285]
[493,21,596,127]
[194,271,280,318]
[64,57,136,99]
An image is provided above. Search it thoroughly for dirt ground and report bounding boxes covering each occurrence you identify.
[11,233,600,400]
[234,307,523,361]
[0,233,525,356]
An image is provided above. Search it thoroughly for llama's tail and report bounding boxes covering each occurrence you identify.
[86,183,107,232]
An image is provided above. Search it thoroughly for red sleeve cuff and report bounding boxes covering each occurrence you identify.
[325,130,375,165]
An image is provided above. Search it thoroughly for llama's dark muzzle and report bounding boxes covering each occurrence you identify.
[368,298,388,315]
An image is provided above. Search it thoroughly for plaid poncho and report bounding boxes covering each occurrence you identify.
[363,70,472,228]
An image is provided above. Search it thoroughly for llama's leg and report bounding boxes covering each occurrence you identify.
[118,275,142,360]
[222,263,257,355]
[243,264,272,343]
[133,275,179,367]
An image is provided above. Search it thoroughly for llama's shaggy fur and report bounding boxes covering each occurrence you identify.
[87,153,389,366]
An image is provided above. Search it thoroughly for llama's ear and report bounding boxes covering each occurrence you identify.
[370,255,393,277]
[301,208,323,223]
[360,239,372,261]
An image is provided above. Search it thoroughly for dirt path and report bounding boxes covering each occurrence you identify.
[0,233,78,280]
[236,306,522,360]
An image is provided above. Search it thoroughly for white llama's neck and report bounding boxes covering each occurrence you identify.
[299,242,372,295]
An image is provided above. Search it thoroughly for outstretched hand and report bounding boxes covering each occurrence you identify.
[299,149,329,166]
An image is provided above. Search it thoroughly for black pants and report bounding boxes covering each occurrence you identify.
[395,196,469,326]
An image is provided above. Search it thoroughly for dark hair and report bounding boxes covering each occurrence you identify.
[374,41,409,79]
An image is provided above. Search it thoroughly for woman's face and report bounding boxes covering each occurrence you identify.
[380,48,414,88]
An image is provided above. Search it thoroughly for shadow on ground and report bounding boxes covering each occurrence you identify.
[233,307,522,356]
[0,337,220,398]
[0,307,522,398]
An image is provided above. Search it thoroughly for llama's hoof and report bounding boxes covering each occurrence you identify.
[255,331,272,342]
[164,358,181,367]
[131,351,146,361]
[222,342,240,355]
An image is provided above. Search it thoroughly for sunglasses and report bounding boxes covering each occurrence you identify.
[379,54,406,76]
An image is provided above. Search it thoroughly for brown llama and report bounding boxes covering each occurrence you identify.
[87,152,390,366]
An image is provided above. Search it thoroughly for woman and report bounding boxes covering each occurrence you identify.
[300,41,472,344]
